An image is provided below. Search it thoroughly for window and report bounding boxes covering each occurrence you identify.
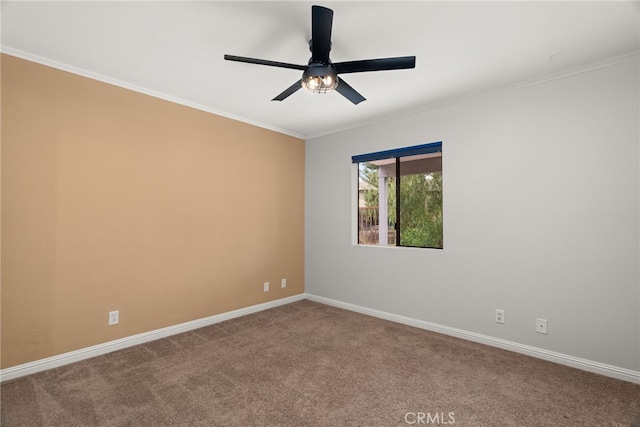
[353,142,443,249]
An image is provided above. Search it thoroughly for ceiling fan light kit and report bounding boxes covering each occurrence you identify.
[224,5,416,104]
[302,63,338,93]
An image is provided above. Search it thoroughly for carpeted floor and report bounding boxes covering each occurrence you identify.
[1,300,639,426]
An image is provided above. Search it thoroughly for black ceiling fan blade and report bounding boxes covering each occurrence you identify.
[335,78,366,105]
[311,5,333,63]
[224,55,306,71]
[334,56,416,74]
[272,79,303,101]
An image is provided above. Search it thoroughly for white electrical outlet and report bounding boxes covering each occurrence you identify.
[495,309,505,324]
[263,282,270,292]
[108,310,119,326]
[281,278,287,288]
[536,318,548,334]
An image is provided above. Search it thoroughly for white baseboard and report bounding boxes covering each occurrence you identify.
[3,293,638,385]
[305,294,640,385]
[0,294,306,382]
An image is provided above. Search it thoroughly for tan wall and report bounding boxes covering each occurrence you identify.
[0,54,305,368]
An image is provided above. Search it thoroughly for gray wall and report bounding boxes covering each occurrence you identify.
[305,58,639,371]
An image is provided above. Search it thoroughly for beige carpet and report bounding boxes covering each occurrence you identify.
[1,300,639,426]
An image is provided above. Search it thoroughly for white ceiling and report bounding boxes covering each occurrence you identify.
[2,1,638,139]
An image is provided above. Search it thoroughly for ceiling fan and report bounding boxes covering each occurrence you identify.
[224,5,416,105]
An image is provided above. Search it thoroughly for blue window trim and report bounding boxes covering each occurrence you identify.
[351,141,442,164]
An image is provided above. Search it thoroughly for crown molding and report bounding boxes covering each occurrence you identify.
[0,46,305,140]
[2,46,637,141]
[305,50,640,140]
